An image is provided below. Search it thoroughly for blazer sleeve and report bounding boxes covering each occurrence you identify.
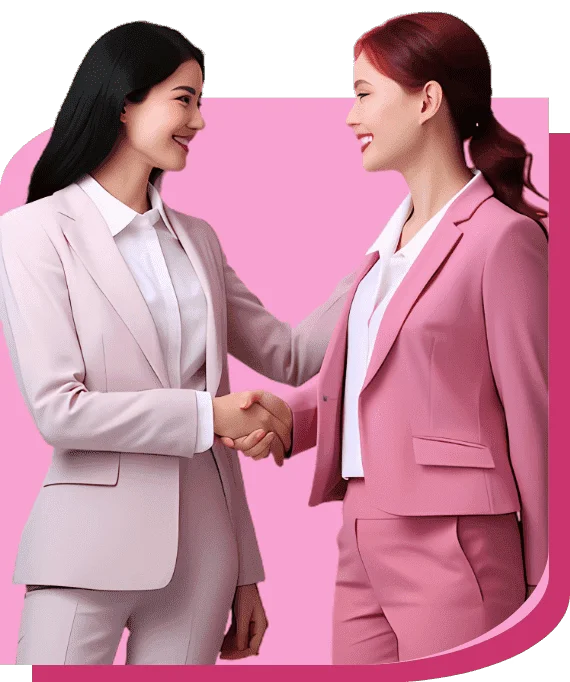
[214,232,355,387]
[284,379,320,458]
[0,211,203,459]
[482,217,548,587]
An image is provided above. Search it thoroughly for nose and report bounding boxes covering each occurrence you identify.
[189,107,205,131]
[346,100,359,127]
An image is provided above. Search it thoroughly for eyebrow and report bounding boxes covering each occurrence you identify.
[171,86,199,96]
[354,79,372,89]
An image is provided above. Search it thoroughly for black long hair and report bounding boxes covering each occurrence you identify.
[26,21,204,204]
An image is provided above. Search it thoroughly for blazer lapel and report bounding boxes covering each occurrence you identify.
[320,252,380,393]
[164,206,222,396]
[54,182,170,389]
[361,173,494,394]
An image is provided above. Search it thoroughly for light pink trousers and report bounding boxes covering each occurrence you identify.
[333,478,527,664]
[16,450,239,665]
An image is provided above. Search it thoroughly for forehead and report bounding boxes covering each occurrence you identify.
[353,52,396,91]
[353,52,382,81]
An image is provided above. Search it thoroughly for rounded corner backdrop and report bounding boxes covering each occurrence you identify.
[0,98,564,677]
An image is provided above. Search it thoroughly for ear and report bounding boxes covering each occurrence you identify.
[419,80,443,124]
[120,101,128,124]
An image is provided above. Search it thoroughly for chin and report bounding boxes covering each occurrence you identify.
[160,155,186,172]
[363,158,385,172]
[172,158,187,171]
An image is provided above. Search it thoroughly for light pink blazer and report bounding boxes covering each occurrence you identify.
[0,181,354,591]
[288,174,548,587]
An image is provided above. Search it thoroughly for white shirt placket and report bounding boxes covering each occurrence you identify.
[129,211,182,389]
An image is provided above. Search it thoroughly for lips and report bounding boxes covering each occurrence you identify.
[357,133,373,153]
[172,135,191,152]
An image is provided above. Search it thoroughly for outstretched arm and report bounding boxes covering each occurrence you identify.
[207,222,355,387]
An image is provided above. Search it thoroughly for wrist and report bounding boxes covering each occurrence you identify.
[212,396,221,434]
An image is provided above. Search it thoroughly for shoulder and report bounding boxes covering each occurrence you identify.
[1,194,55,228]
[475,197,547,250]
[0,195,58,250]
[462,195,547,271]
[478,199,548,284]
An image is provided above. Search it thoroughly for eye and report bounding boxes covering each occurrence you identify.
[357,93,370,100]
[197,99,202,109]
[177,95,191,104]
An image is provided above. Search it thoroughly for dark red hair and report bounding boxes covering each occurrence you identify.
[355,12,547,223]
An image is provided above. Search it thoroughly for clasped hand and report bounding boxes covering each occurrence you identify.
[212,391,292,466]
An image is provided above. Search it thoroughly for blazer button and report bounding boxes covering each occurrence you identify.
[323,395,328,402]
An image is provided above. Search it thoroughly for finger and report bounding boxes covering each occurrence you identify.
[229,435,250,451]
[219,633,252,660]
[271,438,286,467]
[236,613,251,651]
[221,432,264,452]
[266,416,291,455]
[220,647,255,660]
[255,393,292,436]
[249,618,268,655]
[241,432,274,459]
[219,632,234,654]
[234,429,267,454]
[240,390,264,410]
[252,447,271,461]
[266,432,285,464]
[246,433,275,459]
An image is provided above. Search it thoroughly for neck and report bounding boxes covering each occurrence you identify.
[399,134,474,226]
[90,143,154,214]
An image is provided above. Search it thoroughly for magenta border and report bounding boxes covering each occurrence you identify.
[32,133,570,681]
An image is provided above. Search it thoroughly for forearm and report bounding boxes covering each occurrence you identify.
[28,381,200,458]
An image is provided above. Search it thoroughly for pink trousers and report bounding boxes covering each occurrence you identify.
[332,478,526,664]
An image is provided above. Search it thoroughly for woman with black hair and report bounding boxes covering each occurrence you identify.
[0,21,353,664]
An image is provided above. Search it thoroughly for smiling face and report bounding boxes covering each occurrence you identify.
[120,59,205,172]
[346,52,429,172]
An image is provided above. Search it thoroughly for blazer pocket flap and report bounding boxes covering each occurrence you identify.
[412,436,495,469]
[43,450,120,486]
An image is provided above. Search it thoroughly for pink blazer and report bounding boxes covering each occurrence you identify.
[0,181,354,590]
[288,174,548,587]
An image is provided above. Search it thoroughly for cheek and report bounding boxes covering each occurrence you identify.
[130,108,178,149]
[371,104,416,153]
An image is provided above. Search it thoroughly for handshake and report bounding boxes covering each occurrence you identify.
[212,391,292,466]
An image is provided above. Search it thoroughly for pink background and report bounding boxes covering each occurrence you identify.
[0,100,562,675]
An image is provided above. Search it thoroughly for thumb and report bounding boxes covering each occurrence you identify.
[240,390,264,410]
[220,437,235,447]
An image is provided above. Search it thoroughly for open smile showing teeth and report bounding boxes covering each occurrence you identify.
[359,134,373,151]
[173,136,190,151]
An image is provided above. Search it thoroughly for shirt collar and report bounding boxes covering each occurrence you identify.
[75,173,177,239]
[366,169,482,257]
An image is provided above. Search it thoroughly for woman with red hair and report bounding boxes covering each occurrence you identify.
[225,12,548,663]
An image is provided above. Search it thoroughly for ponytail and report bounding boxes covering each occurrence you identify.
[355,13,548,231]
[469,111,548,229]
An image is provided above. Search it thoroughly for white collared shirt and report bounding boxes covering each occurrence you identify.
[342,170,482,478]
[76,173,214,454]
